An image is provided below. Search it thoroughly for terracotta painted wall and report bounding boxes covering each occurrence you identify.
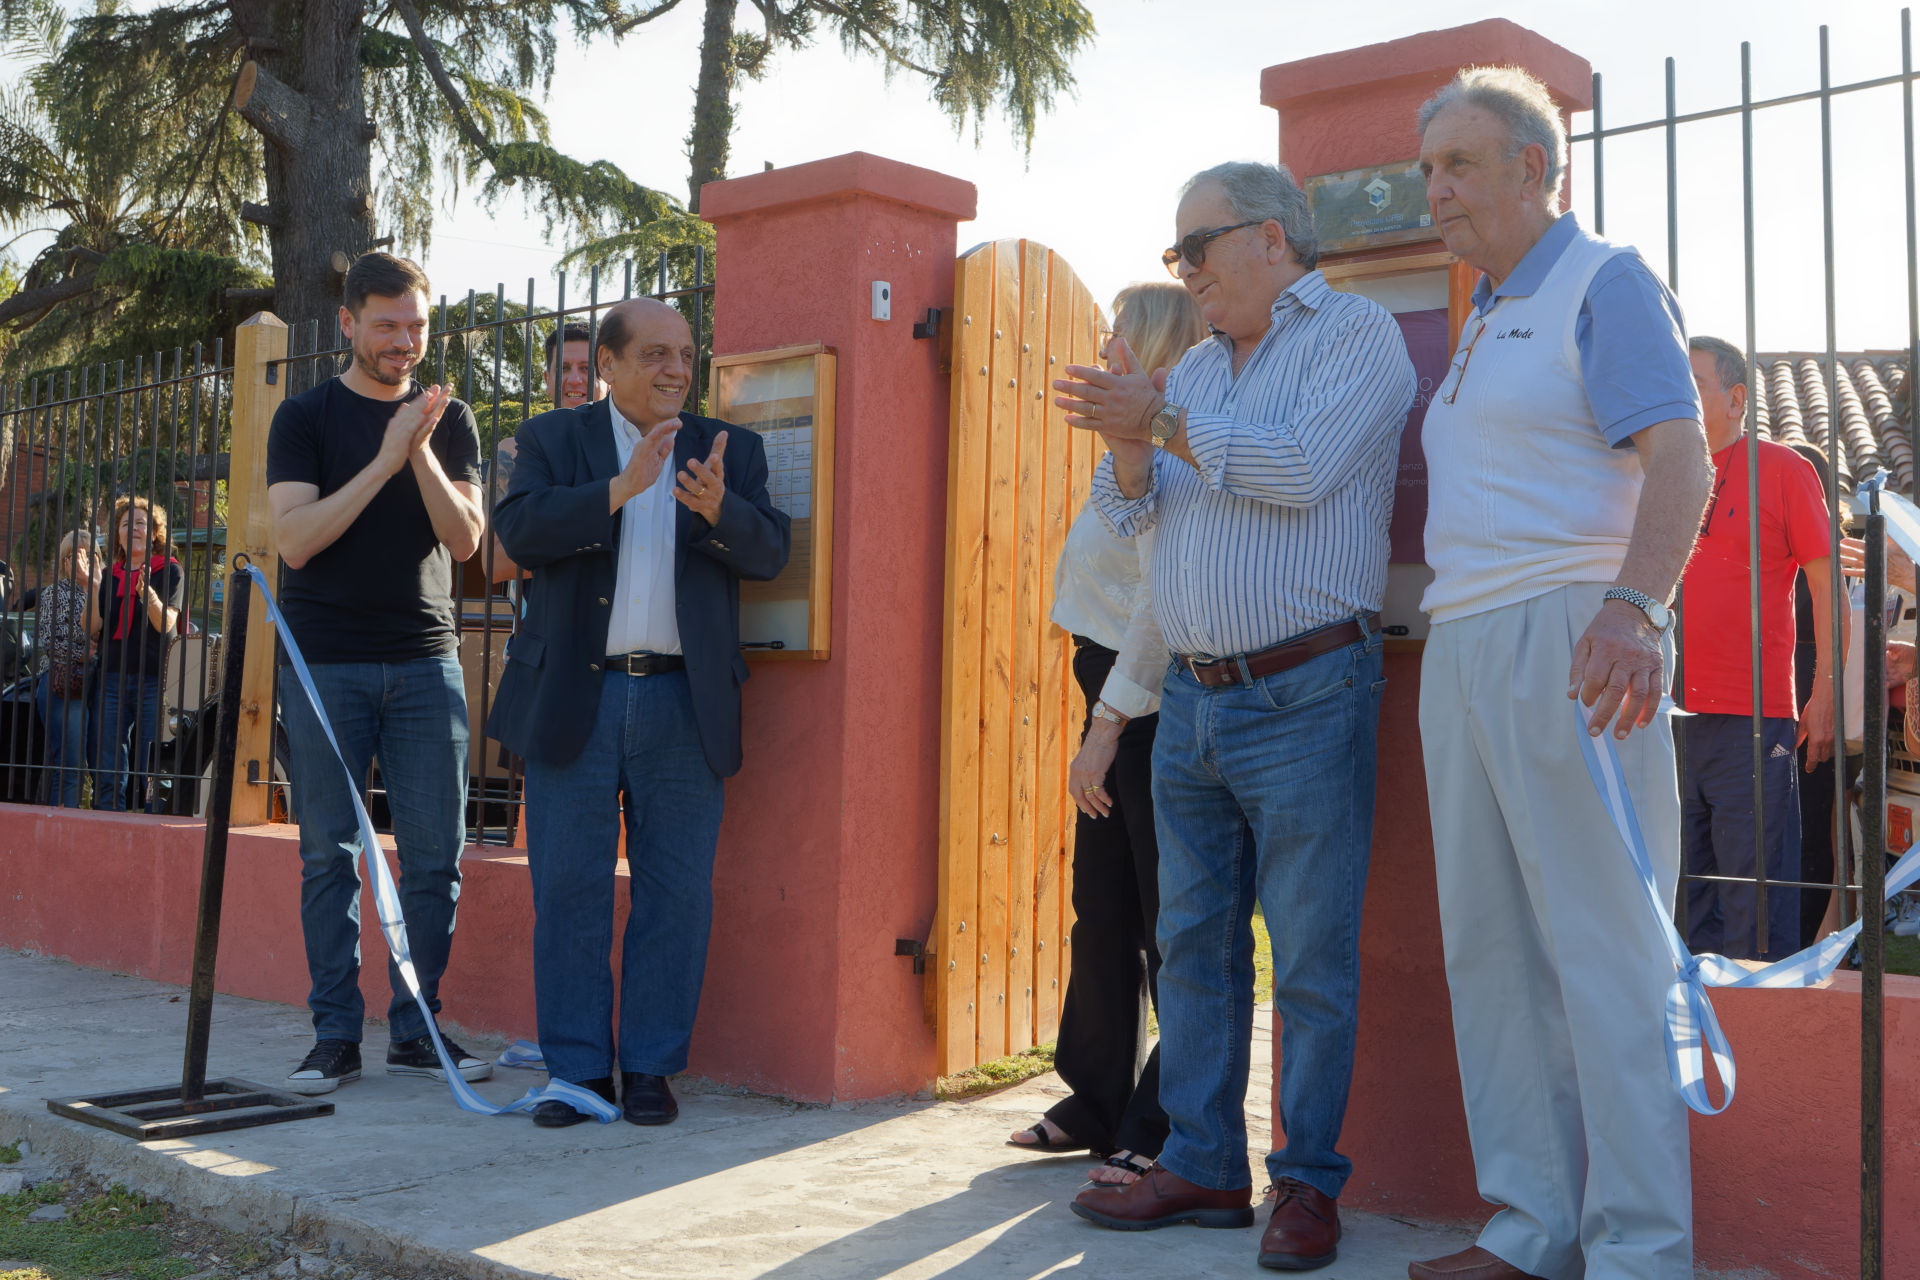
[697,153,977,1101]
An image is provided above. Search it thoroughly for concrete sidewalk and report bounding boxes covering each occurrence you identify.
[0,948,1477,1279]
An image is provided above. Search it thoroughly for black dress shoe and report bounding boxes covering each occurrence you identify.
[532,1076,615,1128]
[621,1072,678,1125]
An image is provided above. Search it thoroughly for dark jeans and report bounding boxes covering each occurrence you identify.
[1045,639,1167,1159]
[1682,712,1801,961]
[91,671,160,812]
[522,669,725,1083]
[1799,751,1862,949]
[279,656,471,1044]
[35,671,87,808]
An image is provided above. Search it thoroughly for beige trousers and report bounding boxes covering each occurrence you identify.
[1420,584,1693,1280]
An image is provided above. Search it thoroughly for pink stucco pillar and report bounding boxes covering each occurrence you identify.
[694,153,976,1101]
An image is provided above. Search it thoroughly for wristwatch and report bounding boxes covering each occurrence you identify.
[1090,700,1129,727]
[1148,399,1181,446]
[1603,586,1674,633]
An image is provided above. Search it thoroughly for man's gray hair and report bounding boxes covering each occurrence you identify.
[1417,66,1568,210]
[1689,335,1749,393]
[1181,161,1320,272]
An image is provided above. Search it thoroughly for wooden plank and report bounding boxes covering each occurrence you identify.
[1059,278,1103,1000]
[976,240,1022,1065]
[225,312,288,827]
[935,246,994,1074]
[1003,240,1048,1054]
[1033,247,1076,1039]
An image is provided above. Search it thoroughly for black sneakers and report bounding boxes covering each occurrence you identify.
[385,1034,494,1082]
[287,1039,362,1095]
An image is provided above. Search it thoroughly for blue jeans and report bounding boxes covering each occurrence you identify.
[92,671,161,812]
[1151,630,1384,1198]
[35,672,87,808]
[523,670,725,1083]
[279,655,470,1044]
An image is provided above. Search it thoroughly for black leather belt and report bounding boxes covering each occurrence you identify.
[1177,613,1379,688]
[604,651,685,676]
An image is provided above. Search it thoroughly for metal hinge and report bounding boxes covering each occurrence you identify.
[894,938,927,975]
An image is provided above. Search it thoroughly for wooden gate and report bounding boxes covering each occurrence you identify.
[935,239,1105,1074]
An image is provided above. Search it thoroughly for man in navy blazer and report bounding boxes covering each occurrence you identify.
[488,297,789,1127]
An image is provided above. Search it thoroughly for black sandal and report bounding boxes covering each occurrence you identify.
[1006,1121,1089,1154]
[1093,1151,1154,1183]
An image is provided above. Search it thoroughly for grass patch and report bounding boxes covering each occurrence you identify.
[936,1041,1057,1101]
[0,1182,194,1280]
[0,1144,17,1166]
[1252,910,1274,1007]
[1883,932,1920,977]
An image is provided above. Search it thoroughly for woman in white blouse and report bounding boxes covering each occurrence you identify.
[1007,282,1206,1185]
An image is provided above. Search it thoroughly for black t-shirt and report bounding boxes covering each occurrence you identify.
[265,378,483,664]
[98,559,186,679]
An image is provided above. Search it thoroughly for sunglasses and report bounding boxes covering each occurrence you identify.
[1439,316,1489,406]
[1162,221,1263,277]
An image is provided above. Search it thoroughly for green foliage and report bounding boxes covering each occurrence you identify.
[0,1181,192,1280]
[781,0,1095,151]
[0,1142,17,1164]
[0,0,264,375]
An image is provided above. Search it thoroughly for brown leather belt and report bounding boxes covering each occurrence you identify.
[1177,613,1380,689]
[605,651,685,676]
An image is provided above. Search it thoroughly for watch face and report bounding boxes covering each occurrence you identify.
[1150,409,1178,442]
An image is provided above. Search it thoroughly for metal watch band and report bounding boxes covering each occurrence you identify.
[1603,586,1670,628]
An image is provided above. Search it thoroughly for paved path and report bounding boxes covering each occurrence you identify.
[0,949,1758,1279]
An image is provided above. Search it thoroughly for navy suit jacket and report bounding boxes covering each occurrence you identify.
[484,402,791,777]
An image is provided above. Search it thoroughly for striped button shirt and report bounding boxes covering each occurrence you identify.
[1092,269,1416,658]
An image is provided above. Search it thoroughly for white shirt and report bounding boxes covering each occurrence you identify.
[1049,504,1167,718]
[1420,230,1647,624]
[604,399,681,656]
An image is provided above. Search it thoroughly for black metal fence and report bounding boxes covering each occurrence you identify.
[0,248,711,845]
[0,349,232,816]
[268,249,714,846]
[1576,13,1920,1275]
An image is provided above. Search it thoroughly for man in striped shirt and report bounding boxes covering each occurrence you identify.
[1055,160,1415,1272]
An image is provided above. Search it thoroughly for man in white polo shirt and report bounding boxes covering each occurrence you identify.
[1409,69,1712,1280]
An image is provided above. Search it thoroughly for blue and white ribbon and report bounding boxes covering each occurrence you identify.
[242,566,616,1123]
[1582,473,1920,1115]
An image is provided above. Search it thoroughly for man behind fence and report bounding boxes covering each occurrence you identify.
[1411,68,1711,1280]
[1677,335,1840,962]
[488,297,789,1128]
[1053,160,1415,1271]
[265,251,490,1096]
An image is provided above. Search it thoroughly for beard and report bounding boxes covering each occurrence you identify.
[354,342,418,387]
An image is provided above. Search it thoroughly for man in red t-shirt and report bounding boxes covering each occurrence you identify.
[1679,336,1840,960]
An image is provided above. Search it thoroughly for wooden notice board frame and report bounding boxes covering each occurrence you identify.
[709,342,836,660]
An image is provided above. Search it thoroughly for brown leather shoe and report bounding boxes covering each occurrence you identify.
[1408,1245,1547,1280]
[1070,1164,1255,1231]
[1257,1178,1340,1270]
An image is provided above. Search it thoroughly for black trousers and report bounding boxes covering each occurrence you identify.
[1045,639,1168,1157]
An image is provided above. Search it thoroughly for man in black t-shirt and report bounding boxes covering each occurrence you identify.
[265,252,489,1096]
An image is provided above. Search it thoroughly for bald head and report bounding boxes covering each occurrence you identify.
[595,297,696,428]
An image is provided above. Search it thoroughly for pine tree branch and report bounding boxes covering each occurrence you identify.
[232,59,309,154]
[0,268,99,328]
[808,0,940,78]
[389,0,497,160]
[613,0,689,37]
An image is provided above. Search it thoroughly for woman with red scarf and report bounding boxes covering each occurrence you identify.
[91,495,183,811]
